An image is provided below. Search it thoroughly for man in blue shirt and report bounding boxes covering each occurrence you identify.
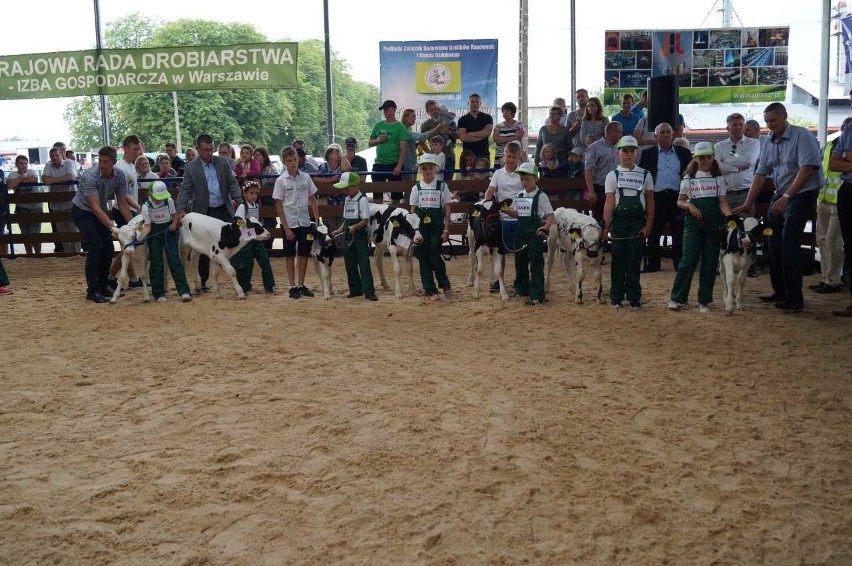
[828,120,852,317]
[611,94,641,138]
[736,102,823,313]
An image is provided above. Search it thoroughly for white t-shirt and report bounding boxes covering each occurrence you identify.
[409,179,452,209]
[115,158,139,203]
[142,198,176,225]
[272,169,318,228]
[425,152,447,181]
[7,169,38,194]
[604,165,654,209]
[679,172,728,199]
[488,166,523,221]
[714,137,760,191]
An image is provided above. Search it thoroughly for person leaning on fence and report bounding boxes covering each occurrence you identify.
[42,145,81,253]
[332,172,377,301]
[138,181,192,303]
[504,162,554,306]
[71,146,134,304]
[6,155,42,255]
[668,142,733,313]
[234,180,277,295]
[410,154,453,302]
[603,136,655,309]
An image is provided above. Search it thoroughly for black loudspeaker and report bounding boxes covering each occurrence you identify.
[28,148,40,165]
[647,75,679,132]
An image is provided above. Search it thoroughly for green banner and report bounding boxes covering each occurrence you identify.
[0,42,298,100]
[603,86,784,107]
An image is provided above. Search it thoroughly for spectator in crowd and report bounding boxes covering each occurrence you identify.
[422,99,457,174]
[315,143,351,231]
[401,108,445,179]
[828,119,852,317]
[344,137,369,175]
[538,143,560,178]
[566,88,589,147]
[165,142,186,176]
[108,135,145,290]
[71,146,133,303]
[217,142,237,171]
[292,139,321,170]
[564,147,585,180]
[176,134,243,290]
[295,147,318,174]
[156,154,179,189]
[578,97,609,152]
[584,121,623,224]
[254,146,278,249]
[235,144,261,186]
[456,150,478,181]
[7,155,42,254]
[493,101,525,167]
[42,145,81,253]
[185,147,198,162]
[473,158,492,181]
[135,154,158,193]
[673,137,691,149]
[611,94,642,139]
[638,122,692,273]
[744,119,766,144]
[735,102,823,313]
[632,90,648,118]
[457,93,494,164]
[553,97,568,122]
[425,136,448,181]
[811,118,851,295]
[369,100,409,202]
[536,106,573,164]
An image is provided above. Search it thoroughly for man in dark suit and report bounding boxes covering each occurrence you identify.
[638,122,692,272]
[177,133,243,289]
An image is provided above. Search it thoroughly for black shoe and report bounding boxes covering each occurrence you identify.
[815,284,842,294]
[759,294,785,303]
[524,298,542,306]
[102,288,124,298]
[346,293,362,298]
[489,281,500,293]
[86,293,109,303]
[808,282,827,290]
[299,286,314,297]
[200,285,210,293]
[774,301,803,313]
[288,287,301,299]
[365,294,378,301]
[629,300,642,309]
[642,267,660,274]
[128,278,144,288]
[747,265,758,278]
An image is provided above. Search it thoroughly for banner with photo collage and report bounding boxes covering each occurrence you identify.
[603,27,789,106]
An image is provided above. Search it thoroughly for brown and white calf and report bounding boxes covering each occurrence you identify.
[719,216,766,315]
[179,212,270,299]
[545,208,604,304]
[109,215,152,304]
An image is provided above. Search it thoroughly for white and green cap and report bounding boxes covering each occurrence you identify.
[333,171,361,189]
[693,141,714,156]
[149,181,171,201]
[418,154,438,167]
[617,135,639,149]
[515,161,539,176]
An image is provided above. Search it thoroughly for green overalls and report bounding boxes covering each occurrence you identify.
[144,198,190,299]
[342,192,375,296]
[514,188,546,301]
[414,181,450,296]
[610,168,648,303]
[670,174,724,305]
[235,202,276,292]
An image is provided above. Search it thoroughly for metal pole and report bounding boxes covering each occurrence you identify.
[519,0,529,157]
[570,0,576,111]
[172,92,182,152]
[93,0,110,146]
[323,0,335,147]
[819,0,830,146]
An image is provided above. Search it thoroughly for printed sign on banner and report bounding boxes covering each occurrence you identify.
[603,27,788,105]
[379,39,498,129]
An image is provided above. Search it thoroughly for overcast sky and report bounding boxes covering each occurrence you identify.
[0,0,825,143]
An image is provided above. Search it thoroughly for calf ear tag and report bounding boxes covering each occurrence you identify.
[472,210,480,217]
[423,216,431,223]
[727,220,737,229]
[500,203,509,211]
[391,220,400,228]
[570,232,580,240]
[306,233,314,241]
[763,227,773,236]
[236,218,246,228]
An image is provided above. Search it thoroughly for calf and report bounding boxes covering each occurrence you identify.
[545,208,604,304]
[109,215,152,304]
[179,212,271,299]
[719,216,766,315]
[367,204,423,298]
[467,195,513,301]
[307,223,336,300]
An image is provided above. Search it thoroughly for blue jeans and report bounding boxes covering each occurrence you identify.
[502,220,518,252]
[72,205,113,297]
[767,190,817,306]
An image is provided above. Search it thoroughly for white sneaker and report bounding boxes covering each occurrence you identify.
[157,296,167,303]
[698,303,710,313]
[667,300,681,311]
[181,294,191,302]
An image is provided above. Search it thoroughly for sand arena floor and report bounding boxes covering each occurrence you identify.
[0,255,850,564]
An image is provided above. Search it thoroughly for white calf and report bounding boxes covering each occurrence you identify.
[179,212,271,299]
[545,208,604,304]
[109,215,152,304]
[367,204,422,298]
[719,216,765,315]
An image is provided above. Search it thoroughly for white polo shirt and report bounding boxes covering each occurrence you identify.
[272,169,318,228]
[488,166,523,221]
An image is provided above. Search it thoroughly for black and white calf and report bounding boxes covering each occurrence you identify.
[545,208,604,304]
[367,204,423,298]
[467,195,513,301]
[179,212,271,299]
[719,216,766,315]
[109,215,151,303]
[307,223,337,300]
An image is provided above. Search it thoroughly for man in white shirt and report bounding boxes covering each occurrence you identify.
[109,135,145,288]
[41,144,81,253]
[715,113,761,210]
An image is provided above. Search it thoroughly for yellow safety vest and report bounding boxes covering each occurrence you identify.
[820,142,841,204]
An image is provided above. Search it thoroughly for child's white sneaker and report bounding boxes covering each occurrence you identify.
[157,296,167,303]
[698,303,710,313]
[181,294,191,302]
[667,300,681,311]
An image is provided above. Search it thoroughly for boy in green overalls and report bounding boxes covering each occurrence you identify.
[603,136,655,308]
[139,181,192,303]
[332,172,378,301]
[668,142,733,313]
[505,162,554,306]
[409,154,453,301]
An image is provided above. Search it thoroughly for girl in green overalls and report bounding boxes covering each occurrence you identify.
[668,142,733,313]
[603,136,655,309]
[410,154,453,301]
[506,162,554,306]
[235,180,277,294]
[332,172,378,301]
[139,181,192,303]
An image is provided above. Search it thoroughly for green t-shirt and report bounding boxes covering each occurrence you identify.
[370,120,409,165]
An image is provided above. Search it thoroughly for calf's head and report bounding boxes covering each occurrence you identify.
[568,223,603,258]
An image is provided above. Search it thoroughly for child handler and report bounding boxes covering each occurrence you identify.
[139,181,192,303]
[332,172,378,301]
[409,154,453,301]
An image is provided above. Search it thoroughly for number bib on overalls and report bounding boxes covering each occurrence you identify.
[343,198,360,220]
[616,169,646,197]
[688,176,720,200]
[418,185,443,209]
[515,196,534,217]
[148,200,172,224]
